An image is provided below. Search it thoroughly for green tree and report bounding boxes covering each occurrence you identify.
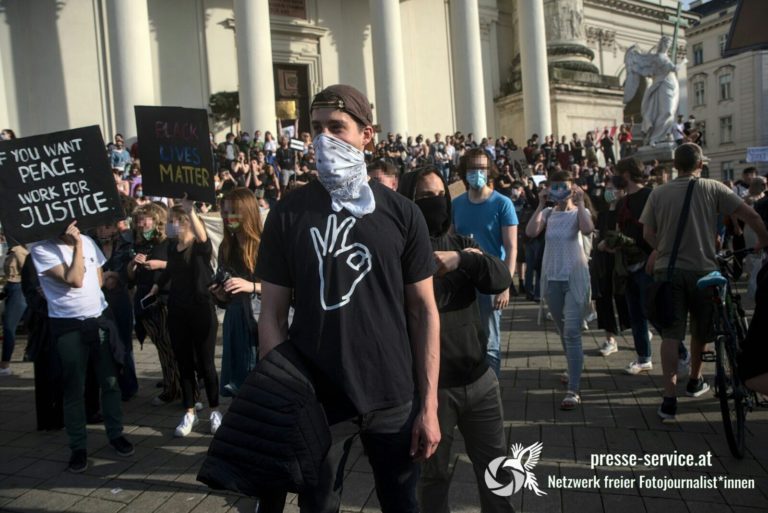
[209,91,240,134]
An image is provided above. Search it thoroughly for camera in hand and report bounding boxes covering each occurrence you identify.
[211,268,232,287]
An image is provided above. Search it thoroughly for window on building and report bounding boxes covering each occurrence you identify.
[693,43,703,65]
[694,81,705,106]
[720,116,733,144]
[722,161,734,181]
[719,33,728,55]
[719,73,732,100]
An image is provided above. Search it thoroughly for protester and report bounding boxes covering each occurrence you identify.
[526,170,594,410]
[127,203,178,405]
[210,188,262,397]
[148,200,221,436]
[452,148,518,377]
[109,133,132,174]
[367,159,399,191]
[640,143,768,421]
[255,84,440,511]
[592,181,631,356]
[1,244,28,376]
[402,166,514,513]
[94,213,138,401]
[30,221,133,473]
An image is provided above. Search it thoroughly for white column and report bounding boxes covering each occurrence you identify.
[369,0,408,135]
[109,0,155,138]
[234,0,276,133]
[517,0,552,138]
[450,0,487,137]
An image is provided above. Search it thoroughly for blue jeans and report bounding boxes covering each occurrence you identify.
[625,269,653,364]
[477,293,501,377]
[2,282,27,362]
[546,280,586,392]
[524,238,543,299]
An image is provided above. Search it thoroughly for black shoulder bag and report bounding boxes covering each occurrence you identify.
[645,179,696,329]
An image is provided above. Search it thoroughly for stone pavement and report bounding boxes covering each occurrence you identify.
[1,294,767,513]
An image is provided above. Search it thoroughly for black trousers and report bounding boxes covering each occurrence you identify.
[168,303,219,410]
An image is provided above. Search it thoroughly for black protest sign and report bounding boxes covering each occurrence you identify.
[135,106,215,204]
[0,126,124,245]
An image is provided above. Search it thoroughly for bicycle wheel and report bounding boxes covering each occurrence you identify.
[715,334,747,458]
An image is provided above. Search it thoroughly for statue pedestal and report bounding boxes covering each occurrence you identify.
[632,142,676,164]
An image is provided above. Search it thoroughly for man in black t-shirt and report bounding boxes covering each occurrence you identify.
[275,136,297,186]
[257,84,441,512]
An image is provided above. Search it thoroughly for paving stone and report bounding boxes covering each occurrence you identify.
[2,489,80,512]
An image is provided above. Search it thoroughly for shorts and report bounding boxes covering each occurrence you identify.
[653,269,715,342]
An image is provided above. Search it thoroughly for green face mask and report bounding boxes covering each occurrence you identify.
[142,228,156,240]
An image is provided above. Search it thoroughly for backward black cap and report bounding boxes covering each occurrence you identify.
[311,84,373,127]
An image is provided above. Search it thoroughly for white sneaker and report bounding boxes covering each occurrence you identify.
[648,330,654,342]
[678,353,691,378]
[174,412,199,437]
[625,360,653,375]
[586,311,598,323]
[600,340,618,357]
[210,410,223,435]
[0,367,12,376]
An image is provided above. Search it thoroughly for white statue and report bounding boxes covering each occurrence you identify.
[623,36,684,146]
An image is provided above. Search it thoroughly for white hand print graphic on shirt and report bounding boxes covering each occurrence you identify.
[310,214,372,311]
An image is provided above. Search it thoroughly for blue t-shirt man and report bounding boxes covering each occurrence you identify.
[452,191,518,259]
[452,182,517,378]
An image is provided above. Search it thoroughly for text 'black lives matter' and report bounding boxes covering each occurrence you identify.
[135,106,215,204]
[0,125,124,245]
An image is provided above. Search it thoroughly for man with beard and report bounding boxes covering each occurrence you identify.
[451,148,518,377]
[256,84,441,512]
[400,166,513,513]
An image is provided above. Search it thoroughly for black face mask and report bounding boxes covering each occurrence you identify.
[416,195,449,236]
[612,174,628,189]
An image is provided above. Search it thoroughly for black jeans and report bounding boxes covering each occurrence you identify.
[168,303,219,409]
[258,399,421,513]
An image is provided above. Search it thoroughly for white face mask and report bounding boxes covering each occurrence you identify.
[313,133,375,217]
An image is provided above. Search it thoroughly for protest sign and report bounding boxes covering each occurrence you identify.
[746,147,768,163]
[290,138,305,152]
[135,106,215,203]
[0,126,124,245]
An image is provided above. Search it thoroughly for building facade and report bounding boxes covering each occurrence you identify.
[687,0,768,179]
[0,0,690,147]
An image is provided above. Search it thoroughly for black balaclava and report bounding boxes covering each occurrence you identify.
[416,195,450,236]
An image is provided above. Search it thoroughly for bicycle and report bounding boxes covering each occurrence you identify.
[696,248,762,459]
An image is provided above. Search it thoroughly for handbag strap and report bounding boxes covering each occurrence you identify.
[667,178,697,280]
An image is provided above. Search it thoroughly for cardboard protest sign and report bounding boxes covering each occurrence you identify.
[135,106,215,204]
[0,126,124,245]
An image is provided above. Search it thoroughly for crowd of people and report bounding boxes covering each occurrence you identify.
[1,83,768,513]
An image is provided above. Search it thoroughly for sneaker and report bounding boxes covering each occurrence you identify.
[109,436,134,457]
[686,377,710,397]
[194,402,204,412]
[586,311,598,323]
[625,360,653,375]
[678,352,691,378]
[582,320,589,331]
[68,449,87,473]
[657,397,677,422]
[151,394,173,406]
[174,412,199,437]
[0,367,12,377]
[600,340,618,357]
[210,410,222,435]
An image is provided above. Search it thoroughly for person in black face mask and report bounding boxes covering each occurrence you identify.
[399,166,514,513]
